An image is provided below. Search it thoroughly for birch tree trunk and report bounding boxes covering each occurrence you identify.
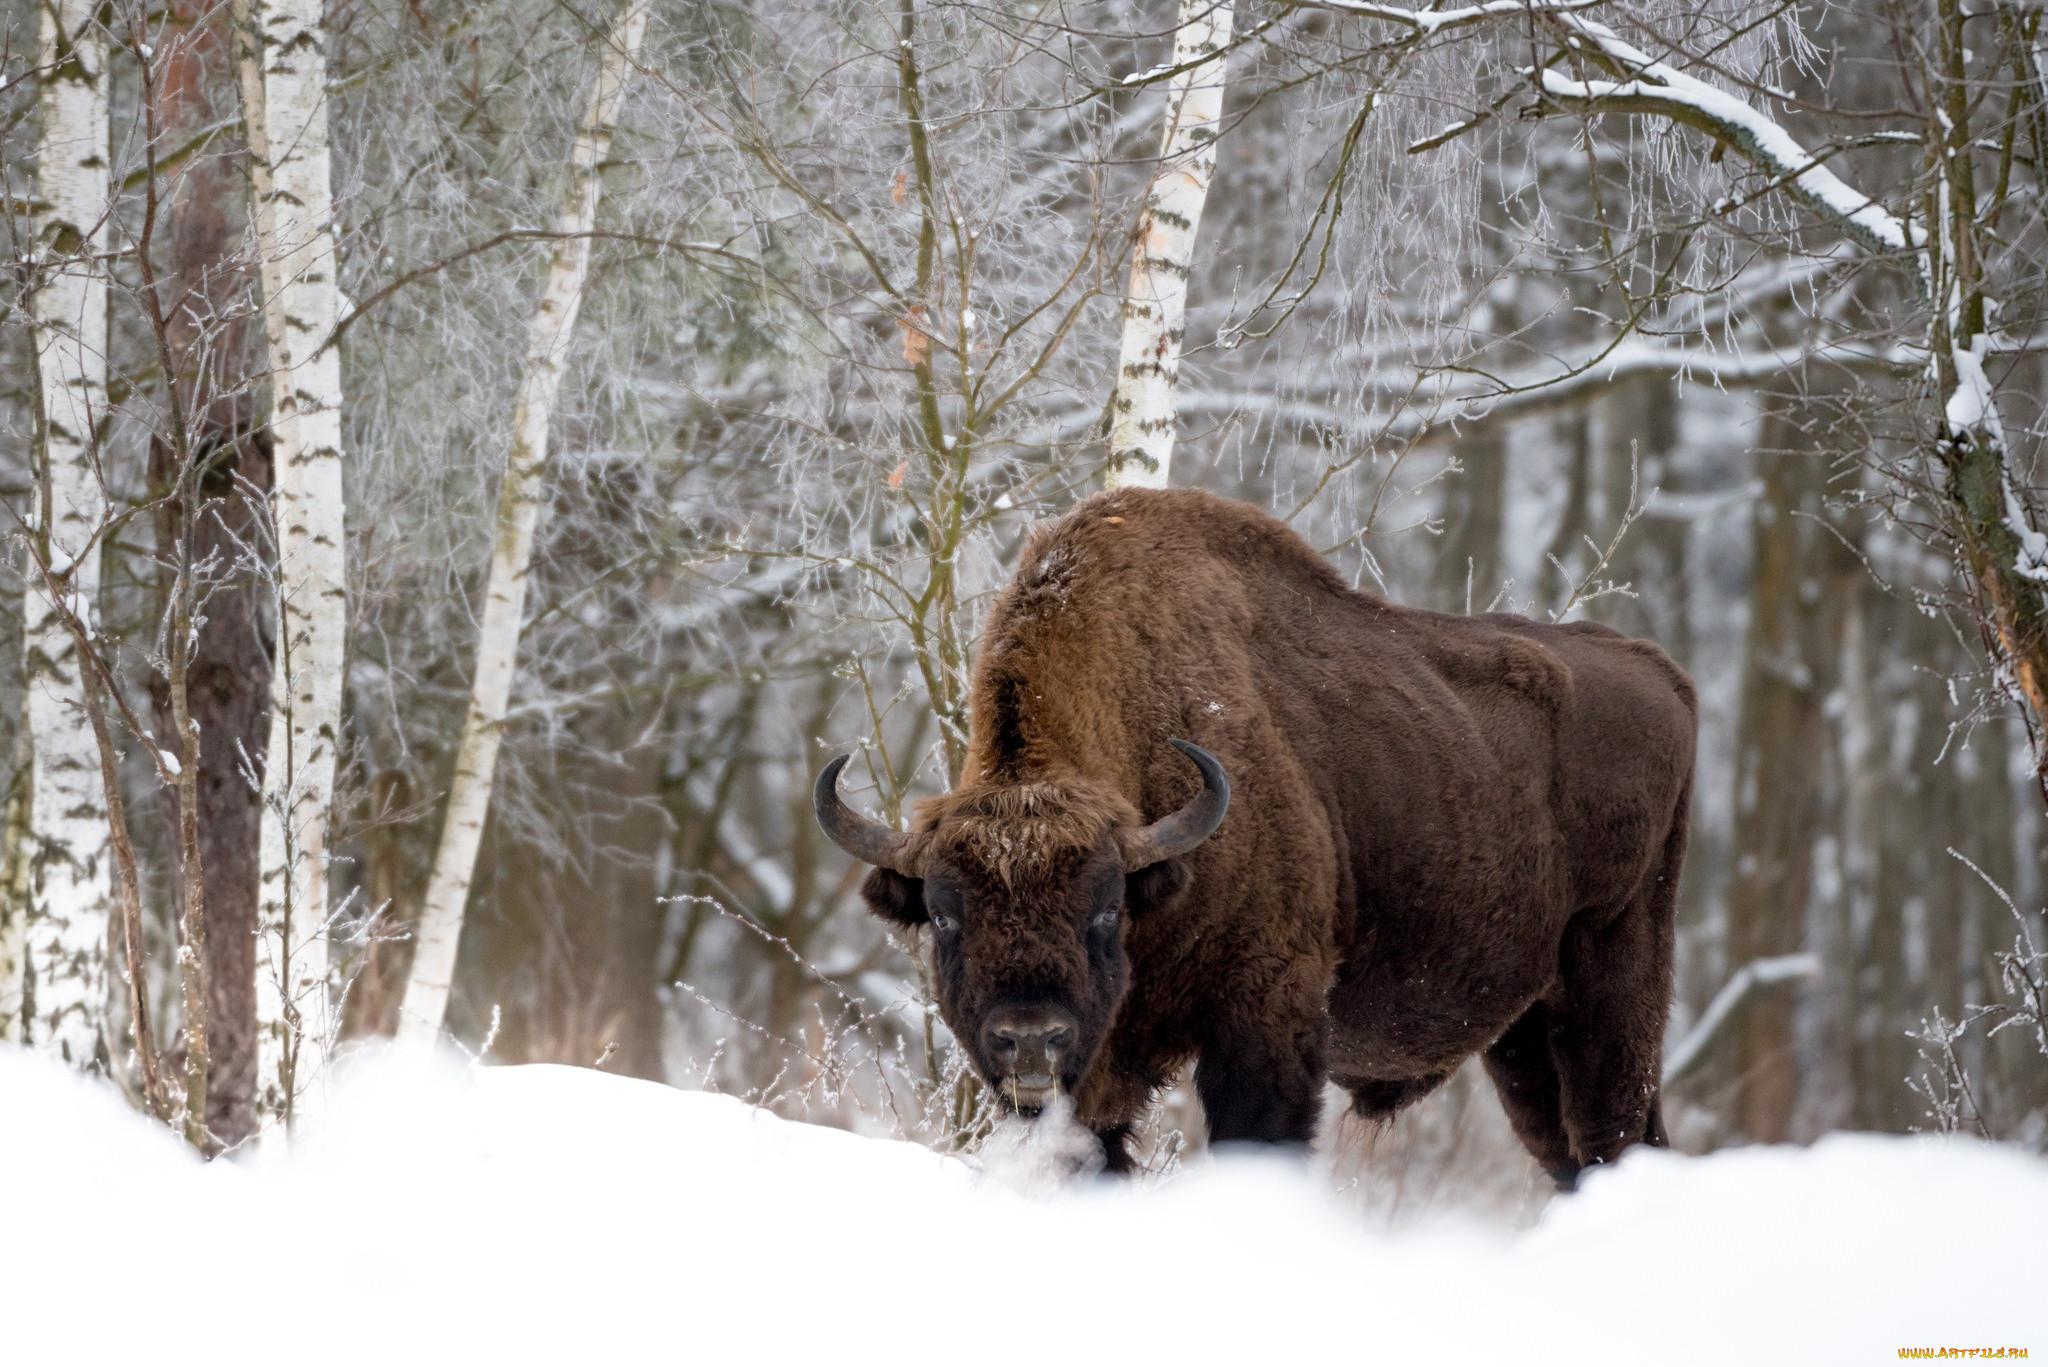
[237,0,348,1126]
[395,0,651,1044]
[1,729,27,1042]
[20,0,113,1067]
[1104,0,1232,490]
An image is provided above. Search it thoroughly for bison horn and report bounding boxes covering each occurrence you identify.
[814,754,922,875]
[1121,739,1231,871]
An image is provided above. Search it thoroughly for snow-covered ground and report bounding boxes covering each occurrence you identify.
[4,1047,2041,1365]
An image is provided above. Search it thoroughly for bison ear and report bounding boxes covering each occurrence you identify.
[860,867,928,927]
[1125,858,1191,915]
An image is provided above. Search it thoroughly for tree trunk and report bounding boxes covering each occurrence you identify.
[1834,567,1889,1131]
[147,424,272,1147]
[1864,581,1954,1130]
[0,725,26,1043]
[148,0,271,1150]
[1940,441,2048,793]
[398,0,651,1043]
[1724,450,1858,1141]
[1104,0,1233,490]
[476,729,669,1078]
[1924,0,2048,798]
[21,0,113,1069]
[1432,435,1505,614]
[338,767,413,1039]
[1539,423,1593,609]
[1590,375,1685,651]
[237,0,349,1128]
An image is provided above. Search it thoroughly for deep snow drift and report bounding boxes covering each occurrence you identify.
[2,1047,2041,1365]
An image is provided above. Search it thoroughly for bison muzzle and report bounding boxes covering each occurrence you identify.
[817,487,1697,1187]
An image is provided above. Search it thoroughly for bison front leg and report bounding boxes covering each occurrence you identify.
[1074,1064,1161,1175]
[1193,1015,1326,1150]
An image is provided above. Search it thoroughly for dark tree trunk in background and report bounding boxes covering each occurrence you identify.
[1724,449,1858,1142]
[147,442,274,1150]
[1588,375,1683,646]
[1430,165,1523,621]
[1865,585,1945,1129]
[456,456,673,1078]
[1434,434,1504,613]
[1539,421,1594,607]
[555,724,668,1078]
[149,1,271,1150]
[473,723,669,1079]
[340,767,416,1039]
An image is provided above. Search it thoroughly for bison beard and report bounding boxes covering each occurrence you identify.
[818,488,1697,1188]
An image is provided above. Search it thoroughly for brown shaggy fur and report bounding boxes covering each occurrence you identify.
[858,487,1697,1186]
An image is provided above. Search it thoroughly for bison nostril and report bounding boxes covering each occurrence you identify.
[985,1014,1078,1072]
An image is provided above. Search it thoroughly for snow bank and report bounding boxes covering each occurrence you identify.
[3,1046,2041,1364]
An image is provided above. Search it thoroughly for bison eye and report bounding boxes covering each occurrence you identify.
[929,910,959,936]
[1090,906,1119,932]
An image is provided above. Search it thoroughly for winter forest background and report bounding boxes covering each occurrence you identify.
[5,0,2048,1214]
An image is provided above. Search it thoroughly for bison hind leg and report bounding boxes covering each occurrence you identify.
[1481,1003,1580,1191]
[1545,886,1677,1180]
[1338,1069,1454,1125]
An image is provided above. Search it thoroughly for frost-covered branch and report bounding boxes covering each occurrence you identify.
[1525,9,2048,787]
[1170,333,1915,446]
[1664,953,1819,1084]
[1531,16,1923,263]
[1300,0,1602,36]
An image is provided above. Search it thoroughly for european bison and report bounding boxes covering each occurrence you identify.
[816,487,1696,1186]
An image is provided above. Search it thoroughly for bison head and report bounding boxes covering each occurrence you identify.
[814,741,1229,1116]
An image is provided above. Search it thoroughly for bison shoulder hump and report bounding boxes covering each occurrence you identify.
[1500,637,1573,708]
[1617,635,1699,713]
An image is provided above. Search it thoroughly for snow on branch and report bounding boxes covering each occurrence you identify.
[1303,0,1603,38]
[1532,16,1924,262]
[1520,14,2048,628]
[1663,952,1820,1084]
[1169,333,1914,447]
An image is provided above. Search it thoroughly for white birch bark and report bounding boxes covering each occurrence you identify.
[396,0,650,1044]
[0,747,25,1041]
[1104,0,1233,490]
[239,0,348,1125]
[19,0,112,1066]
